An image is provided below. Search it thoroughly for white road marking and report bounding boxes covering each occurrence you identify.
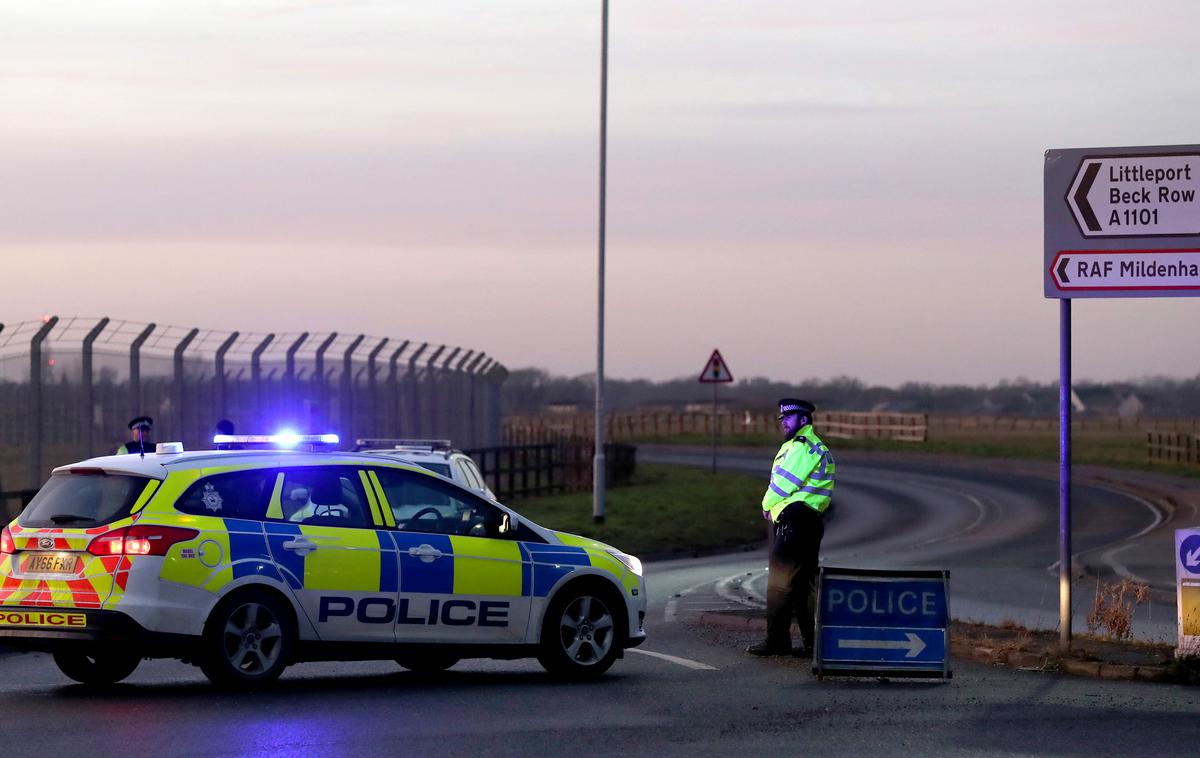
[715,571,767,609]
[627,648,718,671]
[892,478,990,548]
[1099,542,1153,585]
[665,576,725,622]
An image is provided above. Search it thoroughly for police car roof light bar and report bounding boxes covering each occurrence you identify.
[354,438,453,452]
[213,433,340,448]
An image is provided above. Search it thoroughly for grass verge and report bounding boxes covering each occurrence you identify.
[509,462,767,557]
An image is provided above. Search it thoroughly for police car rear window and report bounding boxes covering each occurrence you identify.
[176,470,273,519]
[414,462,452,478]
[19,472,152,528]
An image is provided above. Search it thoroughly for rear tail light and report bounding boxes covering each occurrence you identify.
[0,527,13,555]
[87,525,199,557]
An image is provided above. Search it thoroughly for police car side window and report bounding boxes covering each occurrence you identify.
[176,470,273,519]
[272,467,370,528]
[373,468,506,538]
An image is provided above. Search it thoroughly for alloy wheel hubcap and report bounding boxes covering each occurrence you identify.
[559,595,614,665]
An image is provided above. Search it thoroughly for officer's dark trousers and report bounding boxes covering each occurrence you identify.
[765,503,825,651]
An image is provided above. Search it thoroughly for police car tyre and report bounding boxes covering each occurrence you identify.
[199,591,295,688]
[395,654,459,673]
[536,582,624,678]
[52,649,141,685]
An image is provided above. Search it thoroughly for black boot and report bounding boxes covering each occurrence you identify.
[746,640,791,657]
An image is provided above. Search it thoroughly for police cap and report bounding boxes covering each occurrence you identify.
[777,399,816,419]
[128,416,154,432]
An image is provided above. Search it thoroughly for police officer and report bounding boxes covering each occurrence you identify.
[116,416,154,455]
[747,399,835,657]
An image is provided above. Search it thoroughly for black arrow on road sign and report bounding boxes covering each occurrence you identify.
[1057,257,1070,284]
[1073,162,1102,232]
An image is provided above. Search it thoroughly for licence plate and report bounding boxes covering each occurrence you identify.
[24,553,79,574]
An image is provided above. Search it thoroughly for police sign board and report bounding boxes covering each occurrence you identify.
[813,567,951,679]
[1176,528,1200,657]
[1046,145,1200,298]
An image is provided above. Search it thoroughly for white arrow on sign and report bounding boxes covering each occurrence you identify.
[1068,154,1200,237]
[1187,547,1200,568]
[837,631,927,658]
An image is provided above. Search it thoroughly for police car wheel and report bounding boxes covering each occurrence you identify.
[537,586,622,678]
[395,654,459,673]
[52,649,141,685]
[199,593,294,687]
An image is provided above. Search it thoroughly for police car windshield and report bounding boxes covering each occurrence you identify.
[413,462,452,478]
[20,472,152,528]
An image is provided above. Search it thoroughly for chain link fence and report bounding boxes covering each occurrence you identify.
[0,316,507,490]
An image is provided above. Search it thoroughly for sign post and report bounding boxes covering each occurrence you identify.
[1045,144,1200,650]
[813,567,952,679]
[1177,529,1200,657]
[698,349,733,473]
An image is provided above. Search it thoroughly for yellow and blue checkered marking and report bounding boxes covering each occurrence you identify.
[523,543,590,597]
[223,518,283,583]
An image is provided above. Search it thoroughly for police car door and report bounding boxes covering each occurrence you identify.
[263,466,397,642]
[371,467,531,644]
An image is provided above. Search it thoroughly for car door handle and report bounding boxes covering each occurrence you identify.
[282,537,319,555]
[408,544,444,563]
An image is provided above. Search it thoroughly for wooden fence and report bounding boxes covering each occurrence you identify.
[504,410,929,443]
[464,442,636,502]
[1147,433,1200,466]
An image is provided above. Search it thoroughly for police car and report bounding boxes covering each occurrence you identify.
[353,438,496,500]
[0,435,647,688]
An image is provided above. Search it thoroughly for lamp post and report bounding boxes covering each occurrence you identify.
[593,0,609,525]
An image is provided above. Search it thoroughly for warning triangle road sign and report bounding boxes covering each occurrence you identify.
[698,349,733,383]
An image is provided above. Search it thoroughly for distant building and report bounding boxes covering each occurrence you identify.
[543,402,580,415]
[1117,394,1144,418]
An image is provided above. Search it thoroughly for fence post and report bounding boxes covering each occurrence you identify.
[284,332,310,425]
[365,337,389,440]
[172,327,199,445]
[405,343,429,437]
[387,340,409,436]
[437,347,461,440]
[340,335,365,442]
[419,346,446,438]
[29,316,59,488]
[465,352,487,448]
[250,334,275,433]
[476,357,494,445]
[453,350,474,445]
[214,331,240,423]
[129,323,156,421]
[312,332,338,433]
[81,317,109,458]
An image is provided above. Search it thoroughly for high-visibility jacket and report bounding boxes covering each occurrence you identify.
[761,424,835,522]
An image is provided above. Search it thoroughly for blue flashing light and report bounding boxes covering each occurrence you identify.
[274,430,302,448]
[212,433,340,448]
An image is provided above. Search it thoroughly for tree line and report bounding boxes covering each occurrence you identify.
[502,369,1200,418]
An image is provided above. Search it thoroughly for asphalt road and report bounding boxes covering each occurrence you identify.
[642,445,1189,641]
[0,448,1197,755]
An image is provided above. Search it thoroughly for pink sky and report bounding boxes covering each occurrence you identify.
[3,0,1200,385]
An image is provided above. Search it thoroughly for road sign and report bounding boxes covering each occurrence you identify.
[1049,249,1200,292]
[814,567,951,679]
[698,349,733,383]
[1046,144,1200,299]
[1067,154,1200,238]
[1176,529,1200,657]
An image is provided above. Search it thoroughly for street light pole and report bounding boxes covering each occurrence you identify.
[593,0,609,525]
